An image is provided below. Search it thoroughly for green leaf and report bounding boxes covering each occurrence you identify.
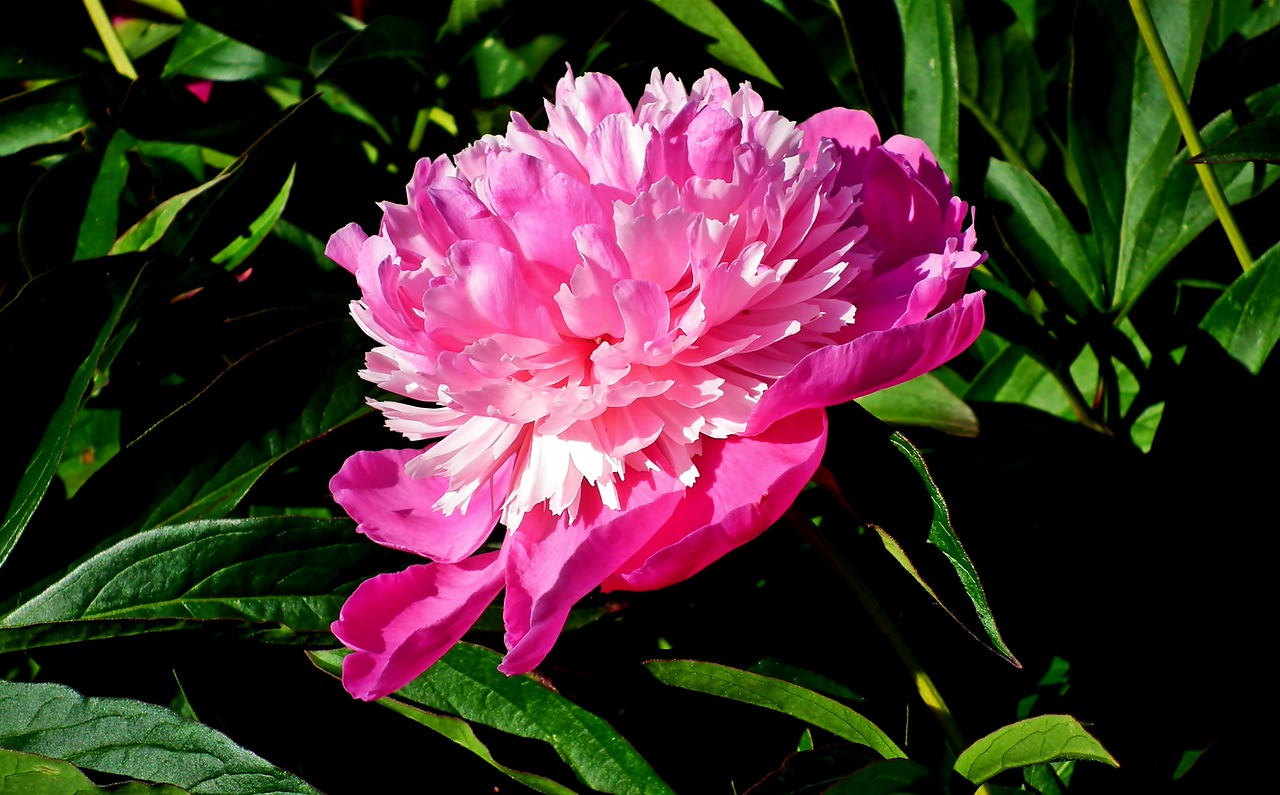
[311,645,673,795]
[108,175,230,254]
[0,517,398,645]
[473,36,529,99]
[441,0,507,36]
[0,681,320,794]
[986,159,1103,315]
[0,618,208,657]
[953,714,1118,786]
[1189,114,1280,163]
[0,258,142,570]
[0,81,91,158]
[55,409,120,499]
[855,373,978,437]
[74,129,136,260]
[889,433,1020,665]
[309,16,430,77]
[645,0,781,87]
[210,164,294,270]
[825,758,932,794]
[961,21,1048,172]
[893,0,960,177]
[1199,240,1280,373]
[0,748,194,795]
[645,659,906,759]
[161,21,288,82]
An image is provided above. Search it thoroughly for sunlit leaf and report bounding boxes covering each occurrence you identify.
[161,20,288,82]
[0,748,194,794]
[210,164,295,270]
[0,81,91,158]
[441,0,507,37]
[1200,240,1280,373]
[55,408,120,499]
[645,0,781,87]
[893,0,959,177]
[855,373,978,437]
[74,129,136,260]
[954,714,1118,786]
[646,659,906,759]
[311,645,673,795]
[889,433,1020,665]
[473,36,527,99]
[0,681,320,794]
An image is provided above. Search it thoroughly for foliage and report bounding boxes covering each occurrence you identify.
[2,0,1276,792]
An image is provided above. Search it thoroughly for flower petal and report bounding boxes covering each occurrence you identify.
[747,292,985,435]
[332,549,506,700]
[602,408,827,592]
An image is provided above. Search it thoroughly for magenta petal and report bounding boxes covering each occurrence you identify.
[332,550,505,700]
[747,292,986,435]
[325,223,368,274]
[330,449,506,564]
[603,408,827,592]
[498,473,685,674]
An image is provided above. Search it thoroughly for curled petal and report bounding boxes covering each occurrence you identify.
[333,550,506,700]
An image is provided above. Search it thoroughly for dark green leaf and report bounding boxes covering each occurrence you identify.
[645,659,905,759]
[826,758,933,794]
[55,409,120,499]
[0,81,91,158]
[74,129,136,261]
[311,645,673,795]
[0,748,194,795]
[645,0,781,87]
[893,0,959,177]
[889,433,1020,665]
[0,618,209,657]
[441,0,507,37]
[963,22,1047,171]
[0,681,319,794]
[0,517,397,644]
[161,21,288,82]
[855,373,979,437]
[747,658,863,702]
[953,714,1118,785]
[1189,114,1280,163]
[309,16,430,77]
[1199,240,1280,373]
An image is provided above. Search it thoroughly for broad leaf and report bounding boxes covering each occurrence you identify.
[0,748,193,794]
[0,681,319,794]
[889,433,1019,665]
[856,372,979,436]
[1,517,400,645]
[645,660,905,759]
[1200,240,1280,373]
[311,645,673,795]
[161,20,288,82]
[645,0,780,87]
[74,129,136,260]
[0,81,91,158]
[954,714,1118,786]
[1188,113,1280,164]
[893,0,960,177]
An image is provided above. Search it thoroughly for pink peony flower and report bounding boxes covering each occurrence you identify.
[326,67,985,700]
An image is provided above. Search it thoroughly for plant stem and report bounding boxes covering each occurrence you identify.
[1128,0,1252,271]
[83,0,138,80]
[787,508,966,751]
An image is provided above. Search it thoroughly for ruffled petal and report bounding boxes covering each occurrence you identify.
[747,292,985,435]
[332,549,506,700]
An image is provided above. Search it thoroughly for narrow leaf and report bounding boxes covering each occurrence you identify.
[0,681,320,794]
[210,164,295,270]
[0,81,91,158]
[893,0,960,177]
[74,129,136,260]
[645,0,781,87]
[1200,239,1280,373]
[954,714,1118,785]
[889,433,1019,666]
[855,373,979,437]
[645,659,905,759]
[826,758,933,794]
[311,645,673,795]
[1188,113,1280,163]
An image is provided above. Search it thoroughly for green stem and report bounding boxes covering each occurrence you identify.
[1128,0,1252,271]
[83,0,138,80]
[787,508,966,751]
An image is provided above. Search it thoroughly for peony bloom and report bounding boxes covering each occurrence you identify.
[326,66,985,700]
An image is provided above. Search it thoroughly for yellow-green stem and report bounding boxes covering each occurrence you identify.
[787,509,966,752]
[83,0,138,80]
[1128,0,1252,270]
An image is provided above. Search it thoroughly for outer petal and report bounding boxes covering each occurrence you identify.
[330,448,507,564]
[332,550,506,700]
[602,408,827,592]
[498,471,685,674]
[747,292,985,435]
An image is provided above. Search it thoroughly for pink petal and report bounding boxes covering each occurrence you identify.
[332,550,505,700]
[330,448,506,563]
[602,408,827,591]
[498,472,685,674]
[747,292,986,435]
[325,223,368,274]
